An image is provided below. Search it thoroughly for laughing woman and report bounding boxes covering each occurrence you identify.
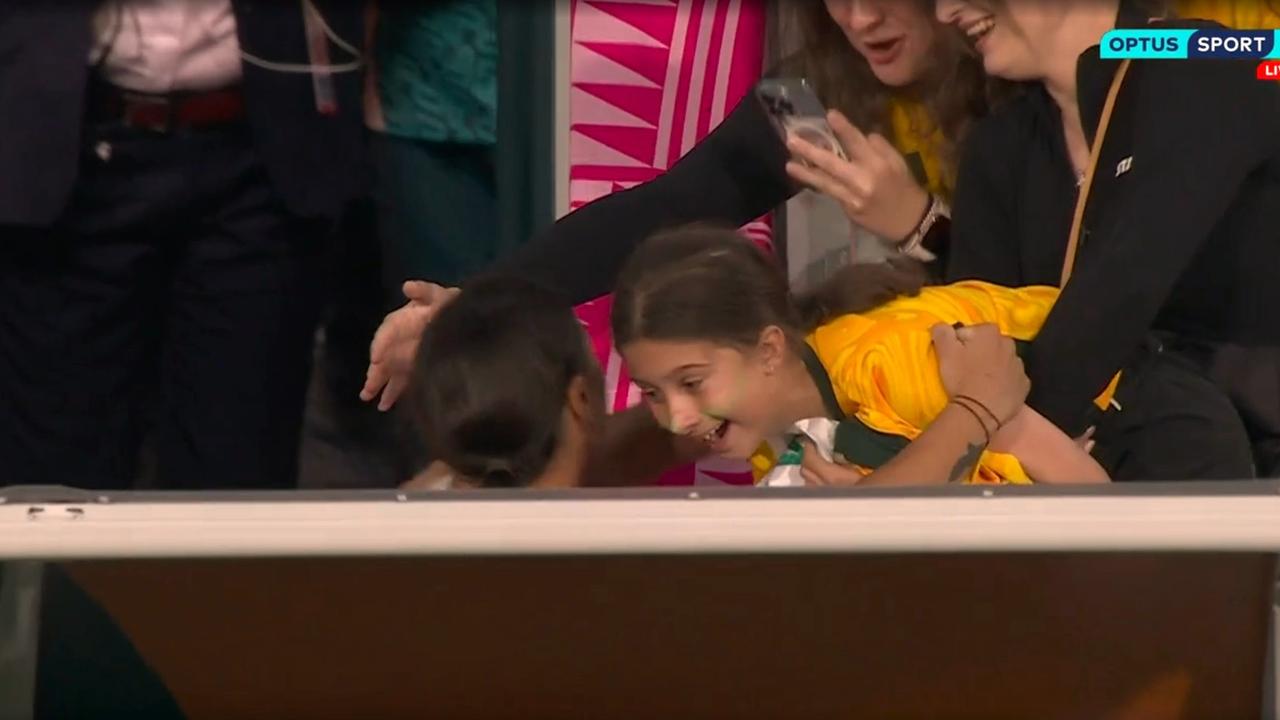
[935,0,1280,478]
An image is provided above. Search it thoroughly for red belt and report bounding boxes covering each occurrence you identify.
[93,85,247,133]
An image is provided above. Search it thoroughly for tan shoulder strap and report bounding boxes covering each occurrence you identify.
[1059,59,1132,288]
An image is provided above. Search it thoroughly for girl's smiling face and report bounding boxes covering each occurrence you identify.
[622,336,785,459]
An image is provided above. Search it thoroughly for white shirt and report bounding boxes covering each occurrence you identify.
[89,0,243,93]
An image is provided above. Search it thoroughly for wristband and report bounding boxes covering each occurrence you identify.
[951,400,992,446]
[954,394,1003,430]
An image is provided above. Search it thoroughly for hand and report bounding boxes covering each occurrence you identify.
[1075,426,1097,455]
[784,109,930,242]
[931,323,1029,427]
[798,439,866,486]
[360,280,460,411]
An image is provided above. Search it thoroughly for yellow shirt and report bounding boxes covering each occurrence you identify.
[888,98,951,200]
[751,283,1121,485]
[1174,0,1280,29]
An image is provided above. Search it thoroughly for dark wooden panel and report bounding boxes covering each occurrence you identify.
[61,553,1272,719]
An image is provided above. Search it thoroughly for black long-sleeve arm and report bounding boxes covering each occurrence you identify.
[945,111,1025,289]
[486,90,796,304]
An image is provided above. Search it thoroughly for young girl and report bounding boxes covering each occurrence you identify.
[611,226,1110,485]
[407,269,1044,489]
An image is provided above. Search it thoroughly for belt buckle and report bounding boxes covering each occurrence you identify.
[120,91,174,133]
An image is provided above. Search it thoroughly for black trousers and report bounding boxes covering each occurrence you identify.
[0,120,328,490]
[1186,342,1280,478]
[1092,339,1256,482]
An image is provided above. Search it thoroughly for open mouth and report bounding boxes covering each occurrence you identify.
[861,36,904,65]
[960,16,995,49]
[700,419,731,447]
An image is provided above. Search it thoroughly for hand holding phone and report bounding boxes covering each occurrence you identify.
[762,79,935,246]
[755,78,848,161]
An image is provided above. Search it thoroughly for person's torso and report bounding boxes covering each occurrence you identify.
[888,98,951,200]
[999,59,1280,345]
[90,0,241,93]
[0,0,367,223]
[1173,0,1280,30]
[375,0,498,145]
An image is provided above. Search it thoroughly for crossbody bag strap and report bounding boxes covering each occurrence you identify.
[1059,58,1132,288]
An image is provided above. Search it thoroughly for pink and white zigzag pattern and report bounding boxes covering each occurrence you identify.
[568,0,768,486]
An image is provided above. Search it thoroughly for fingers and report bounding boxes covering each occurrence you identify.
[360,362,389,402]
[785,160,864,212]
[798,439,832,471]
[362,284,458,409]
[798,441,834,487]
[787,136,870,193]
[955,324,1017,359]
[402,280,439,303]
[954,322,994,343]
[930,323,962,357]
[797,439,862,486]
[1077,426,1098,455]
[379,374,409,412]
[800,466,823,486]
[865,132,907,173]
[826,110,874,162]
[367,311,403,364]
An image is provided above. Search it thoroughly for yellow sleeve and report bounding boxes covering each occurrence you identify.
[809,285,1047,485]
[1174,1,1280,29]
[871,282,1060,342]
[812,283,1060,427]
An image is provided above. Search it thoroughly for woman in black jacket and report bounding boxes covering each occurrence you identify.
[935,0,1280,477]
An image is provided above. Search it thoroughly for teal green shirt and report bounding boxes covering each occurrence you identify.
[376,0,498,145]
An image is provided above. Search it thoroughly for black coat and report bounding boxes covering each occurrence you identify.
[946,5,1280,434]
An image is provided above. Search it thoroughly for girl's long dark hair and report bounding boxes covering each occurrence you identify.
[612,225,926,350]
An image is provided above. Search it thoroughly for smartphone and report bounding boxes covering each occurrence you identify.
[755,78,847,161]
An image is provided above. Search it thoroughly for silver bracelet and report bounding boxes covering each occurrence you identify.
[898,194,949,263]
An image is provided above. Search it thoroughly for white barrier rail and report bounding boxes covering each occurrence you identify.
[2,486,1280,559]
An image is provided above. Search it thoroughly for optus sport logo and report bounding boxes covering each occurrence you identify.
[1100,28,1280,59]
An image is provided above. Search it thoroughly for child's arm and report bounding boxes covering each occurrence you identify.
[837,403,990,486]
[989,406,1110,484]
[582,407,707,487]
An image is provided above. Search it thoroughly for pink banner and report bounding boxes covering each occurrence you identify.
[568,0,768,486]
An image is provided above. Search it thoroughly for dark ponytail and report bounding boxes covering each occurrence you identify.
[410,275,599,488]
[793,255,928,329]
[613,224,927,349]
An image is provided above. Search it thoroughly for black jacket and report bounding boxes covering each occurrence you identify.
[493,88,795,303]
[493,84,954,304]
[0,0,366,226]
[946,7,1280,434]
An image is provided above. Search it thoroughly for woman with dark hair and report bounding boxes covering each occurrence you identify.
[406,274,706,489]
[929,0,1279,478]
[363,0,1004,410]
